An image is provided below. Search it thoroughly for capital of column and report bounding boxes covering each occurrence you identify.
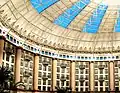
[52,58,57,60]
[70,61,75,63]
[34,53,40,56]
[0,35,6,40]
[16,46,23,50]
[89,61,94,63]
[109,61,114,63]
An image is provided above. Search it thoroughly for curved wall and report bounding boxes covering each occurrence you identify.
[0,27,120,92]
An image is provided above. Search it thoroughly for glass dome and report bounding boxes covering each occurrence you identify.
[1,0,120,52]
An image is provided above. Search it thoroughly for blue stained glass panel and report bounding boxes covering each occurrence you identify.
[30,0,59,13]
[54,0,90,28]
[114,16,120,32]
[82,4,108,33]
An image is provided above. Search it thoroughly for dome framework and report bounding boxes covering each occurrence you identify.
[1,0,120,92]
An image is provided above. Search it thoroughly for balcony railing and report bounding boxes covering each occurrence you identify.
[5,47,14,55]
[23,71,32,77]
[79,65,85,69]
[98,65,105,69]
[60,76,66,81]
[60,63,67,68]
[99,77,105,82]
[42,75,48,80]
[42,60,49,66]
[79,77,85,82]
[24,55,32,61]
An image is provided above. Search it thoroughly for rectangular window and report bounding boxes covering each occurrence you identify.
[43,80,46,85]
[80,82,83,86]
[76,69,79,74]
[48,80,51,85]
[95,82,98,86]
[6,54,9,61]
[6,63,9,68]
[86,69,88,74]
[61,68,65,73]
[57,67,60,72]
[66,81,69,86]
[43,86,46,91]
[85,82,88,86]
[57,81,59,86]
[57,74,60,79]
[38,79,41,85]
[100,82,103,86]
[76,81,79,86]
[39,64,42,70]
[100,70,103,74]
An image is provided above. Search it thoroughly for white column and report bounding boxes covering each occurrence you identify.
[52,59,57,91]
[33,54,39,91]
[0,36,5,65]
[70,61,75,91]
[14,47,22,83]
[109,61,115,92]
[89,62,95,92]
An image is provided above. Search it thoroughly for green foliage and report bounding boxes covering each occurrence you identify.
[0,65,26,93]
[55,87,72,93]
[0,65,13,93]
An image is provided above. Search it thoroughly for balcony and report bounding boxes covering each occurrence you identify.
[79,77,85,82]
[42,60,49,66]
[42,75,48,80]
[99,77,105,82]
[60,76,66,81]
[23,71,32,77]
[5,47,14,55]
[60,63,67,68]
[98,65,105,69]
[24,55,32,61]
[79,65,85,69]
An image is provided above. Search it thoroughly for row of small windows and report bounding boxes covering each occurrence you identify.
[5,34,120,61]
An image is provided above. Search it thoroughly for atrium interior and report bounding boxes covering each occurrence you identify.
[0,0,120,92]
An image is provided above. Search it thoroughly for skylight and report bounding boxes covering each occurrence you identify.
[30,0,59,13]
[54,0,90,28]
[82,4,108,33]
[114,12,120,32]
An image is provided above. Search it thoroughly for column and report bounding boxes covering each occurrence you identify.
[33,54,39,91]
[89,62,95,92]
[0,36,5,65]
[109,61,115,92]
[70,61,75,91]
[52,59,57,91]
[14,47,22,83]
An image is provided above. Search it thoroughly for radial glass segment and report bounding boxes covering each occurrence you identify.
[53,0,90,28]
[114,13,120,32]
[30,0,59,13]
[82,3,108,33]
